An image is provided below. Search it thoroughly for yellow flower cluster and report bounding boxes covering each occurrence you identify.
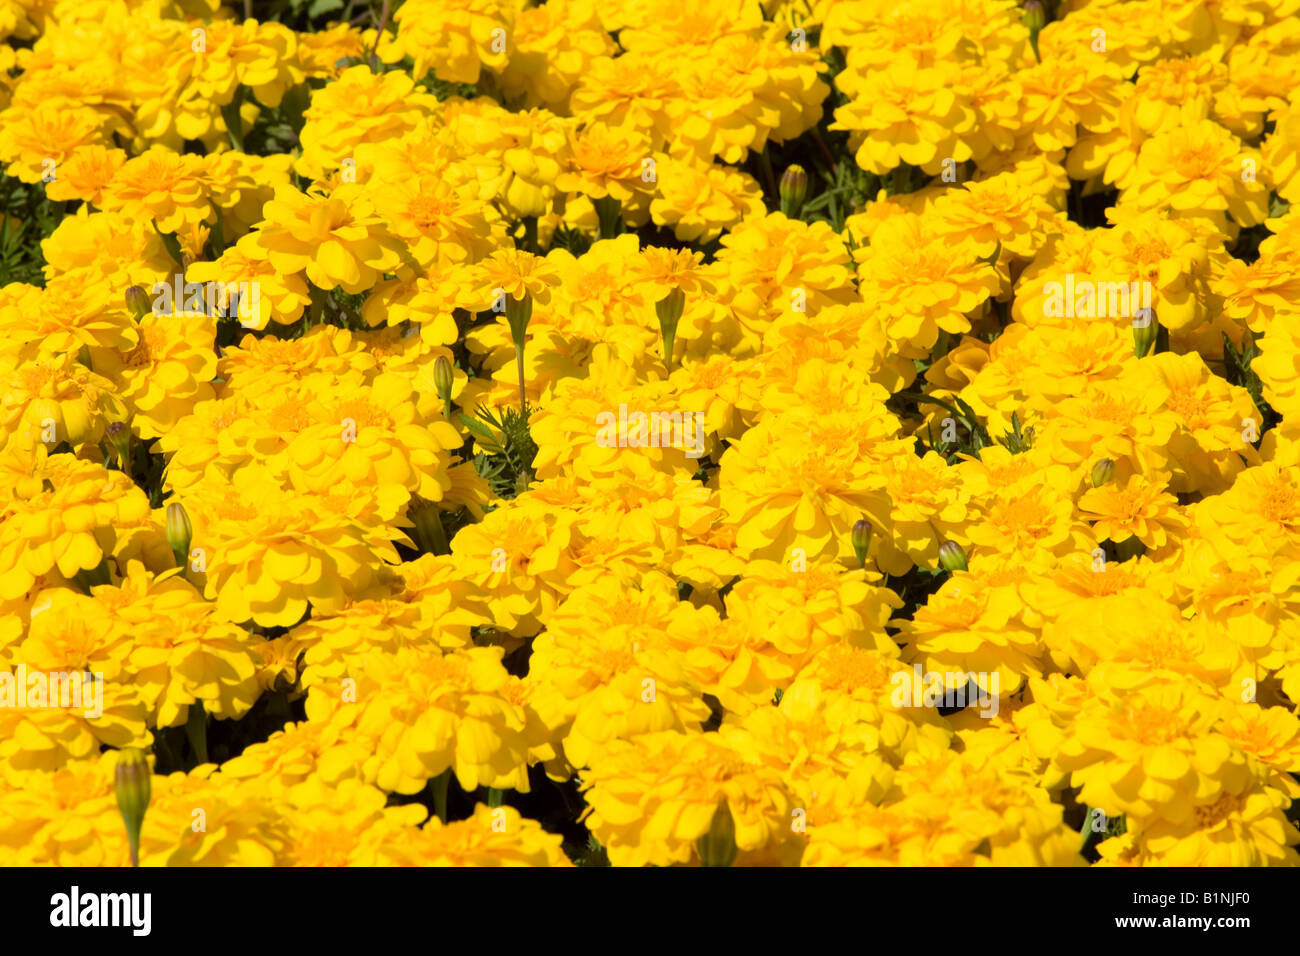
[2,0,1300,868]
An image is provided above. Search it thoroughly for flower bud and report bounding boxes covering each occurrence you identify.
[165,501,192,568]
[504,292,533,351]
[105,420,131,464]
[696,802,738,868]
[655,287,686,372]
[1133,307,1158,357]
[780,164,809,218]
[1022,0,1046,36]
[433,355,454,406]
[938,540,968,573]
[115,748,152,867]
[125,285,151,320]
[410,497,450,555]
[1091,458,1115,488]
[851,519,872,568]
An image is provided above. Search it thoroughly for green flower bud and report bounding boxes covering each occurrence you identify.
[938,540,968,573]
[655,287,686,373]
[1091,458,1115,488]
[433,355,454,406]
[780,164,809,218]
[504,293,534,414]
[1022,0,1046,35]
[124,285,151,320]
[851,518,872,569]
[105,420,131,468]
[410,497,450,555]
[1133,307,1158,357]
[696,802,738,868]
[504,292,533,351]
[115,748,152,867]
[165,501,192,569]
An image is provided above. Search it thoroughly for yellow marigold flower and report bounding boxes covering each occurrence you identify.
[2,274,137,362]
[449,495,577,636]
[95,312,216,440]
[570,51,684,150]
[895,563,1047,699]
[854,213,1000,353]
[296,64,439,180]
[388,0,515,85]
[931,170,1063,261]
[1077,471,1189,551]
[498,0,618,111]
[0,457,150,600]
[580,730,794,867]
[1015,56,1128,153]
[473,246,562,306]
[526,573,711,770]
[100,146,211,234]
[281,371,461,506]
[371,174,504,269]
[215,719,364,789]
[1055,680,1253,828]
[712,212,857,344]
[1138,785,1300,866]
[252,183,405,294]
[727,557,901,665]
[1123,119,1269,233]
[394,803,574,866]
[0,103,109,184]
[647,153,766,244]
[91,560,262,728]
[185,468,399,627]
[307,645,532,795]
[1195,456,1300,559]
[555,121,653,204]
[43,143,125,206]
[832,56,976,175]
[0,674,149,776]
[184,232,311,331]
[273,777,432,866]
[720,411,898,564]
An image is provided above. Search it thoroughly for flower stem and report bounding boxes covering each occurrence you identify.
[431,769,451,824]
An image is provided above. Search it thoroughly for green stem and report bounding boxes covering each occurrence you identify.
[431,769,451,824]
[758,145,778,202]
[593,195,622,240]
[221,86,245,152]
[522,216,539,254]
[185,701,208,766]
[515,343,527,415]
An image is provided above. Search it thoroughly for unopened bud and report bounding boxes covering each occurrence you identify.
[165,501,192,568]
[504,293,533,351]
[780,164,809,218]
[125,285,150,320]
[1091,458,1115,488]
[1133,307,1158,357]
[114,748,152,867]
[655,287,686,372]
[433,355,454,406]
[697,802,738,868]
[1022,0,1045,35]
[938,540,968,573]
[851,519,872,568]
[105,420,131,465]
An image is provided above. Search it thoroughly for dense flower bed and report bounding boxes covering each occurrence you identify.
[2,0,1300,866]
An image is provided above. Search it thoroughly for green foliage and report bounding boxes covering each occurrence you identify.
[0,175,65,286]
[462,404,539,500]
